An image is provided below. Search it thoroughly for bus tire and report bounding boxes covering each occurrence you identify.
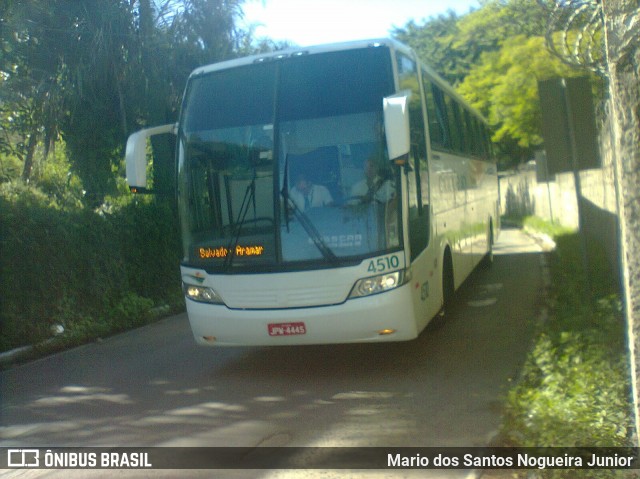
[430,249,455,330]
[481,221,494,269]
[442,249,455,313]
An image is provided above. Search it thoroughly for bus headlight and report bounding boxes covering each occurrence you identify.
[182,282,225,305]
[349,270,409,299]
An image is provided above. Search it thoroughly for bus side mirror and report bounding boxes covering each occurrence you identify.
[383,91,411,162]
[125,123,177,193]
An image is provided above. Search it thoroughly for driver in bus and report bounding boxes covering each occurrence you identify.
[290,172,334,211]
[350,159,395,203]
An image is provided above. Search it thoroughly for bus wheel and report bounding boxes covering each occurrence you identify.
[442,251,455,313]
[430,250,454,330]
[481,222,494,269]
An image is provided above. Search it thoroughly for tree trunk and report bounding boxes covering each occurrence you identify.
[20,132,38,183]
[137,0,176,199]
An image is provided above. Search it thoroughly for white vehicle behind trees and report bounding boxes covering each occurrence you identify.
[125,39,499,346]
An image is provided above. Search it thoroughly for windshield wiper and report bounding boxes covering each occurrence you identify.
[223,170,257,271]
[281,154,291,233]
[287,198,339,264]
[280,154,339,265]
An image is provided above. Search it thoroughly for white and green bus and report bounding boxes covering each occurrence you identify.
[126,38,499,346]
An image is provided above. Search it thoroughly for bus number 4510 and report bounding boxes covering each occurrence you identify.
[367,254,400,273]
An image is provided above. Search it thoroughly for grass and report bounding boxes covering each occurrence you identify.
[1,292,185,369]
[522,216,575,238]
[499,218,634,478]
[0,186,184,357]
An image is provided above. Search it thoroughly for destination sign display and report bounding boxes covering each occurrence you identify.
[198,245,265,259]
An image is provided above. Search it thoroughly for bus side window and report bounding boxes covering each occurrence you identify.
[423,76,448,151]
[463,110,475,156]
[397,53,429,259]
[445,95,464,154]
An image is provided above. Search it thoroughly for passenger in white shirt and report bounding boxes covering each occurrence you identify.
[350,159,395,203]
[289,173,333,211]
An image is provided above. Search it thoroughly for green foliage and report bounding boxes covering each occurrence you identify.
[1,0,267,207]
[111,293,155,329]
[506,300,630,443]
[393,11,467,86]
[0,151,22,182]
[114,198,182,301]
[457,35,590,168]
[502,231,633,475]
[522,216,574,238]
[0,186,182,353]
[393,0,599,168]
[34,144,84,210]
[456,0,551,53]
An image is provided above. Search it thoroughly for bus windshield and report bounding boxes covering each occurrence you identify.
[178,47,400,272]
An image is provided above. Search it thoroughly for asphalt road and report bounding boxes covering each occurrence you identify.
[1,228,546,478]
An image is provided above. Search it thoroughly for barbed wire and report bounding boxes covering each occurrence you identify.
[540,0,607,76]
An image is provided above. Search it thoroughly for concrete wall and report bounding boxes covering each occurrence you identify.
[499,167,617,226]
[499,137,620,288]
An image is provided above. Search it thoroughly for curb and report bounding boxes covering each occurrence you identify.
[0,344,34,364]
[0,306,180,369]
[523,228,557,252]
[0,337,59,367]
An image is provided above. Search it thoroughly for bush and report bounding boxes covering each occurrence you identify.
[111,293,155,329]
[112,199,182,302]
[501,227,633,478]
[0,185,182,352]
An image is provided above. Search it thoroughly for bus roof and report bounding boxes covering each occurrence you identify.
[189,38,409,77]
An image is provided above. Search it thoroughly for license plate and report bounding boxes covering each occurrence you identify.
[268,322,306,336]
